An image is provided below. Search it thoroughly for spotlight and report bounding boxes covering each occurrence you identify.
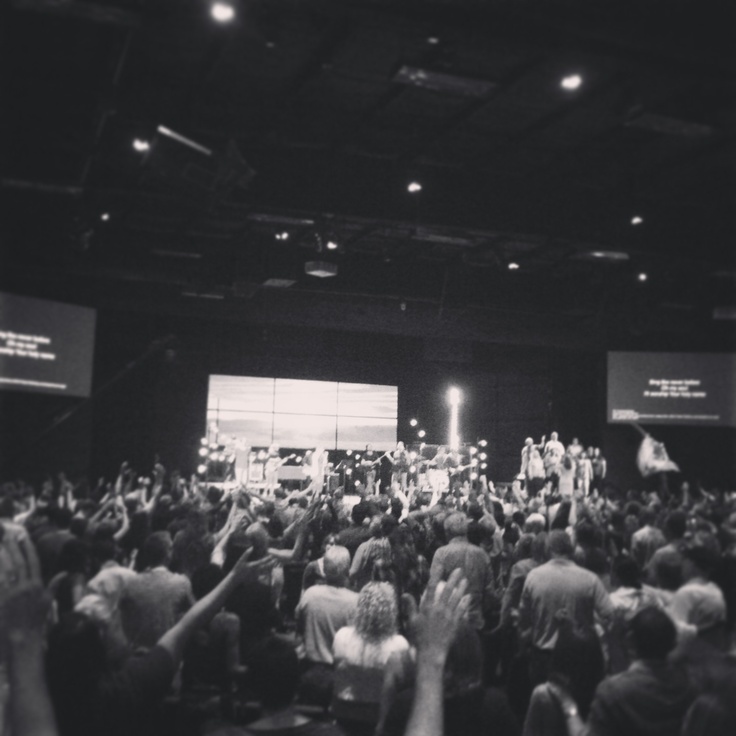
[100,213,110,222]
[346,468,352,475]
[480,463,488,470]
[295,456,302,463]
[508,262,520,270]
[637,272,648,282]
[209,443,218,450]
[326,241,339,250]
[427,37,440,45]
[560,74,583,90]
[418,430,426,438]
[275,232,289,241]
[469,447,477,455]
[132,138,150,152]
[355,480,361,487]
[470,472,478,480]
[197,464,207,475]
[408,465,416,474]
[211,2,235,22]
[407,182,422,193]
[198,448,208,457]
[410,418,418,427]
[479,439,488,447]
[447,387,461,406]
[479,452,487,461]
[346,449,353,456]
[409,451,417,460]
[200,438,209,445]
[355,454,361,460]
[631,216,643,225]
[209,452,219,460]
[470,459,478,467]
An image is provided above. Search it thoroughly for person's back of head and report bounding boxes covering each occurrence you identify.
[134,530,172,572]
[532,532,549,563]
[639,507,657,528]
[665,509,688,540]
[628,606,677,660]
[249,636,301,712]
[444,512,469,540]
[323,545,351,585]
[351,501,370,526]
[547,529,574,559]
[613,555,642,589]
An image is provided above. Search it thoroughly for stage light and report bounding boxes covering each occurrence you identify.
[133,138,150,152]
[408,464,416,473]
[409,451,417,460]
[470,472,478,480]
[427,37,440,45]
[346,468,352,475]
[631,216,643,225]
[355,454,361,460]
[100,212,110,221]
[218,453,226,461]
[346,449,353,456]
[410,418,418,427]
[561,74,582,90]
[479,452,487,461]
[209,443,218,450]
[198,448,208,457]
[479,439,487,447]
[326,241,338,250]
[480,463,488,470]
[355,480,361,487]
[295,456,302,463]
[447,386,461,451]
[200,438,209,445]
[637,272,648,282]
[211,2,235,22]
[257,450,267,461]
[197,464,207,475]
[469,447,477,455]
[275,232,289,241]
[471,459,478,467]
[407,182,422,193]
[508,262,520,270]
[209,452,218,460]
[420,442,426,449]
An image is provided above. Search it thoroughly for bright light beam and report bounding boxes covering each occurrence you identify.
[447,386,461,451]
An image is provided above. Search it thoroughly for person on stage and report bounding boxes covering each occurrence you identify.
[543,431,565,489]
[264,444,282,494]
[390,441,410,492]
[359,444,379,495]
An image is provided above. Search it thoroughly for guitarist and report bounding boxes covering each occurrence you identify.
[390,441,411,492]
[359,444,379,495]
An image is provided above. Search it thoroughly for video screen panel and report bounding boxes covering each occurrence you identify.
[0,292,96,398]
[607,352,736,427]
[207,375,398,449]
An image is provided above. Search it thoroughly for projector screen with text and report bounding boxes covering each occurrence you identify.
[0,292,96,398]
[207,375,398,449]
[607,352,736,427]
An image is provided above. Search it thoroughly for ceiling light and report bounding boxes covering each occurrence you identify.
[211,2,235,22]
[478,440,487,447]
[427,37,440,45]
[480,463,488,470]
[100,213,110,221]
[407,182,422,193]
[132,139,150,152]
[637,272,648,282]
[305,261,337,278]
[631,216,643,225]
[561,74,583,90]
[275,232,289,241]
[417,430,426,438]
[197,464,207,475]
[508,262,520,270]
[326,240,339,250]
[410,418,418,427]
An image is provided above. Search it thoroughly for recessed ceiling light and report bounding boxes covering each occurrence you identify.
[637,272,648,282]
[410,418,418,426]
[561,74,583,91]
[631,216,643,225]
[508,262,520,270]
[417,429,426,438]
[100,213,110,221]
[326,241,338,250]
[427,37,440,45]
[407,182,422,193]
[211,2,235,22]
[132,138,150,152]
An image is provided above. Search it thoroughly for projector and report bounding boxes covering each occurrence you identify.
[305,261,337,278]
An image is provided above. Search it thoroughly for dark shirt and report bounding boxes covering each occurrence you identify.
[587,660,696,736]
[336,525,372,559]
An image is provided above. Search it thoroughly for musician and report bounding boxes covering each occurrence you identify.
[264,444,282,493]
[359,444,379,495]
[390,441,410,492]
[304,447,329,495]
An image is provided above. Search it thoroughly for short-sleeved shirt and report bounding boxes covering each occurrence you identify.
[519,558,614,650]
[296,584,358,664]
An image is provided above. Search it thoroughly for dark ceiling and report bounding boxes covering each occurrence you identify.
[2,0,735,351]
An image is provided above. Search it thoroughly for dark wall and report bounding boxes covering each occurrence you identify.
[3,308,734,489]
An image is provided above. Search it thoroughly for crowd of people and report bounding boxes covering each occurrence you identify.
[0,431,735,736]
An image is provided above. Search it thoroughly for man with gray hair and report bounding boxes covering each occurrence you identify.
[296,545,358,666]
[519,530,613,684]
[428,511,494,631]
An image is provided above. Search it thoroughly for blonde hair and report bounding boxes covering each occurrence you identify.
[354,582,398,642]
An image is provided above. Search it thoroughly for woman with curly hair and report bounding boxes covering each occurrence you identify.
[331,582,410,735]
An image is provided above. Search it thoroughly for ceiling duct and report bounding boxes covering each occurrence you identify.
[394,66,496,97]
